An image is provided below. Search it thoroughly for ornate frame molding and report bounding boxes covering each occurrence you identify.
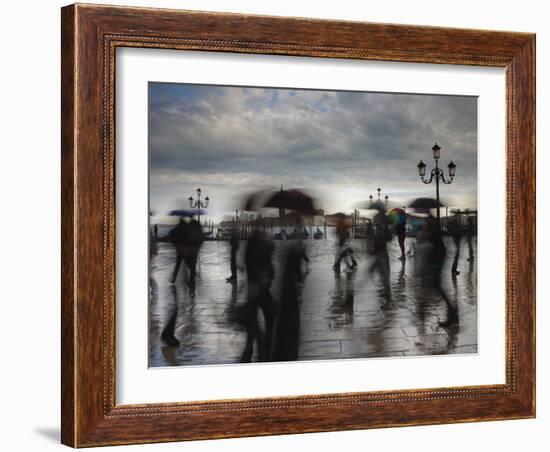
[62,4,535,447]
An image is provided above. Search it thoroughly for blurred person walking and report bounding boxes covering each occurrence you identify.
[241,229,276,362]
[272,240,309,361]
[169,217,205,286]
[367,213,393,303]
[333,217,356,272]
[185,218,205,286]
[415,216,458,325]
[169,218,189,284]
[395,222,406,260]
[448,217,461,276]
[226,225,240,282]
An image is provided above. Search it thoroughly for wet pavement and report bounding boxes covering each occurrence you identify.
[149,233,477,367]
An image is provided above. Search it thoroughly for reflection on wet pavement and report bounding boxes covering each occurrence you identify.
[149,236,477,367]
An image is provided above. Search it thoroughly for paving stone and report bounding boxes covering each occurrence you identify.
[298,340,342,357]
[149,236,477,366]
[449,333,478,347]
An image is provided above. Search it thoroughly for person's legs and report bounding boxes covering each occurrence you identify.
[273,298,298,361]
[398,234,406,259]
[240,301,257,363]
[258,289,276,361]
[241,322,256,362]
[432,270,458,326]
[185,252,198,283]
[379,253,392,301]
[227,248,237,281]
[333,250,344,272]
[160,312,180,346]
[344,269,356,306]
[451,236,461,275]
[170,255,183,283]
[368,255,377,275]
[344,248,357,268]
[161,286,180,346]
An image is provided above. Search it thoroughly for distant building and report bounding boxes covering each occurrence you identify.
[324,213,350,227]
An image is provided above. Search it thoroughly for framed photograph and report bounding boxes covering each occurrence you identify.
[61,3,535,447]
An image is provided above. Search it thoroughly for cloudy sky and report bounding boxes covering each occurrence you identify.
[149,82,477,223]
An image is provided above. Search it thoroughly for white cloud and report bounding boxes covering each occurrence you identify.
[149,83,477,221]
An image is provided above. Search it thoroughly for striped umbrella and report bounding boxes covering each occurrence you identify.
[387,207,406,225]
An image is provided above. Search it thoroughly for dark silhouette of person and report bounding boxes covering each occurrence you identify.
[241,229,276,362]
[394,222,406,260]
[153,223,158,239]
[333,218,356,273]
[169,218,189,284]
[334,247,357,273]
[272,241,309,361]
[368,218,393,303]
[418,216,458,326]
[332,259,357,311]
[225,277,242,326]
[169,217,205,285]
[343,266,356,306]
[184,219,205,286]
[448,217,461,276]
[336,218,348,248]
[466,216,475,265]
[160,284,180,347]
[226,225,240,282]
[150,224,158,257]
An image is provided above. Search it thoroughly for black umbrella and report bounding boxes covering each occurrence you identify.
[408,197,444,209]
[330,212,349,220]
[264,188,315,214]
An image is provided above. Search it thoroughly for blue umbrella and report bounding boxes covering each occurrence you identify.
[168,209,204,217]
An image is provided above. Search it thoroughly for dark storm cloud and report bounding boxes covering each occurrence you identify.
[149,82,477,218]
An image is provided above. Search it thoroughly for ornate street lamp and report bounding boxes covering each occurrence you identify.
[188,187,210,223]
[369,187,389,207]
[417,142,456,226]
[448,160,456,178]
[432,142,441,160]
[417,160,427,177]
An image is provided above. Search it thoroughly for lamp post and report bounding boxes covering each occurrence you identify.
[369,187,389,207]
[417,143,456,226]
[188,188,210,224]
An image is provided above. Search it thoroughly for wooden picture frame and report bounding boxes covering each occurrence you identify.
[61,3,535,447]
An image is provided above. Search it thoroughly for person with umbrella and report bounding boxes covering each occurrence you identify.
[332,213,356,273]
[241,225,276,362]
[263,186,315,214]
[408,198,458,326]
[239,187,314,362]
[168,217,190,284]
[167,209,205,286]
[367,212,393,303]
[272,234,309,362]
[387,207,407,260]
